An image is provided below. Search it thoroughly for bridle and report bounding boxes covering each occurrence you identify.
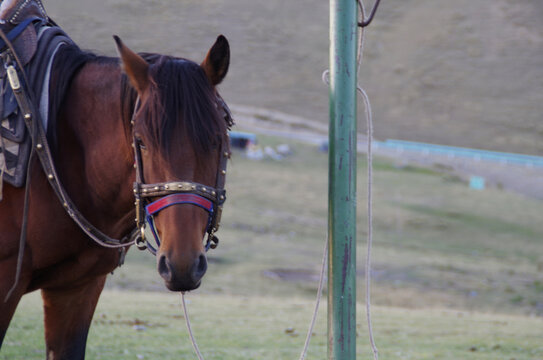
[131,95,232,256]
[0,24,233,302]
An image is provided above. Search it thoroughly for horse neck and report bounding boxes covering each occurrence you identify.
[54,61,136,237]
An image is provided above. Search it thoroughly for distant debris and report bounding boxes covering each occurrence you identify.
[247,144,293,161]
[229,131,257,150]
[264,146,282,160]
[230,131,293,161]
[469,176,485,190]
[276,144,292,156]
[319,141,329,153]
[246,143,264,160]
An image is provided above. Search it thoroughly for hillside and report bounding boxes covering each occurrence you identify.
[361,0,543,155]
[45,0,543,155]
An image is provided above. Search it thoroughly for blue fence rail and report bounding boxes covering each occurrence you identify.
[374,139,543,168]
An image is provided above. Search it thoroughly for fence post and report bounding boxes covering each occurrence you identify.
[328,0,358,358]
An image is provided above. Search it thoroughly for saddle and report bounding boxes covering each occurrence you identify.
[0,0,137,265]
[0,0,48,25]
[0,0,60,190]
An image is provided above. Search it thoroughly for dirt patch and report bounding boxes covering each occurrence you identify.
[262,263,543,315]
[262,268,320,283]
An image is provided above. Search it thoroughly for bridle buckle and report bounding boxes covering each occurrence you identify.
[135,226,147,250]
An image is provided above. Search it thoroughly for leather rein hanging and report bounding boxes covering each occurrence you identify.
[0,25,140,253]
[131,95,232,256]
[0,23,231,259]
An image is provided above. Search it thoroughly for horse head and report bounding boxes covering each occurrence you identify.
[115,35,230,291]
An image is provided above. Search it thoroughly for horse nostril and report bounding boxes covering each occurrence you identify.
[158,254,172,282]
[191,254,207,282]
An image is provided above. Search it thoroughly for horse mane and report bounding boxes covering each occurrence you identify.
[134,54,227,160]
[48,44,226,160]
[47,44,113,148]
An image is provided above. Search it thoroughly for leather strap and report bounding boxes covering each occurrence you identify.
[0,16,38,49]
[0,26,137,249]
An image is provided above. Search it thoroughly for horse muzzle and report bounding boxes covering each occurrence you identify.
[157,252,208,291]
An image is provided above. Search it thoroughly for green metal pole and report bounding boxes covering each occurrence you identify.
[328,0,358,358]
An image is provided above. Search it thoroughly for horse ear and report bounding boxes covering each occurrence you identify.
[113,35,149,93]
[201,35,230,86]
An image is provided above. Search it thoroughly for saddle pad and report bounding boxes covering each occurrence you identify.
[0,21,38,187]
[0,17,73,188]
[0,127,29,182]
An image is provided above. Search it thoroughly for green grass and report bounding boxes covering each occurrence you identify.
[4,291,543,360]
[2,136,543,358]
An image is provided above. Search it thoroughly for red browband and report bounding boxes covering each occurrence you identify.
[146,193,214,216]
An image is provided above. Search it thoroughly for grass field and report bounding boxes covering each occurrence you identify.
[3,136,542,358]
[3,291,543,360]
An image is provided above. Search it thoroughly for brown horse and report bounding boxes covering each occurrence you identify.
[0,31,230,358]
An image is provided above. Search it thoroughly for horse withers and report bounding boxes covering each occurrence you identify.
[0,28,231,358]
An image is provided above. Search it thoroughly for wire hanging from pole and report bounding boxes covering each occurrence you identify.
[179,1,382,358]
[298,238,328,360]
[320,3,379,357]
[358,0,382,27]
[323,2,379,357]
[181,292,205,360]
[357,0,379,358]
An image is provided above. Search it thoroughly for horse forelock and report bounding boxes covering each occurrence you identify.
[137,55,227,162]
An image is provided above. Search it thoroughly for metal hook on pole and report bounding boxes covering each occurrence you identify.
[358,0,382,27]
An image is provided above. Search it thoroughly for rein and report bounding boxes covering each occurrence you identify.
[0,21,232,295]
[0,24,139,250]
[131,95,231,256]
[2,22,140,301]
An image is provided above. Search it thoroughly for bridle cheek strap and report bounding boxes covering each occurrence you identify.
[144,193,215,255]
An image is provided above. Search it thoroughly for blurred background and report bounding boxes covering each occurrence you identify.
[4,1,542,359]
[44,0,543,155]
